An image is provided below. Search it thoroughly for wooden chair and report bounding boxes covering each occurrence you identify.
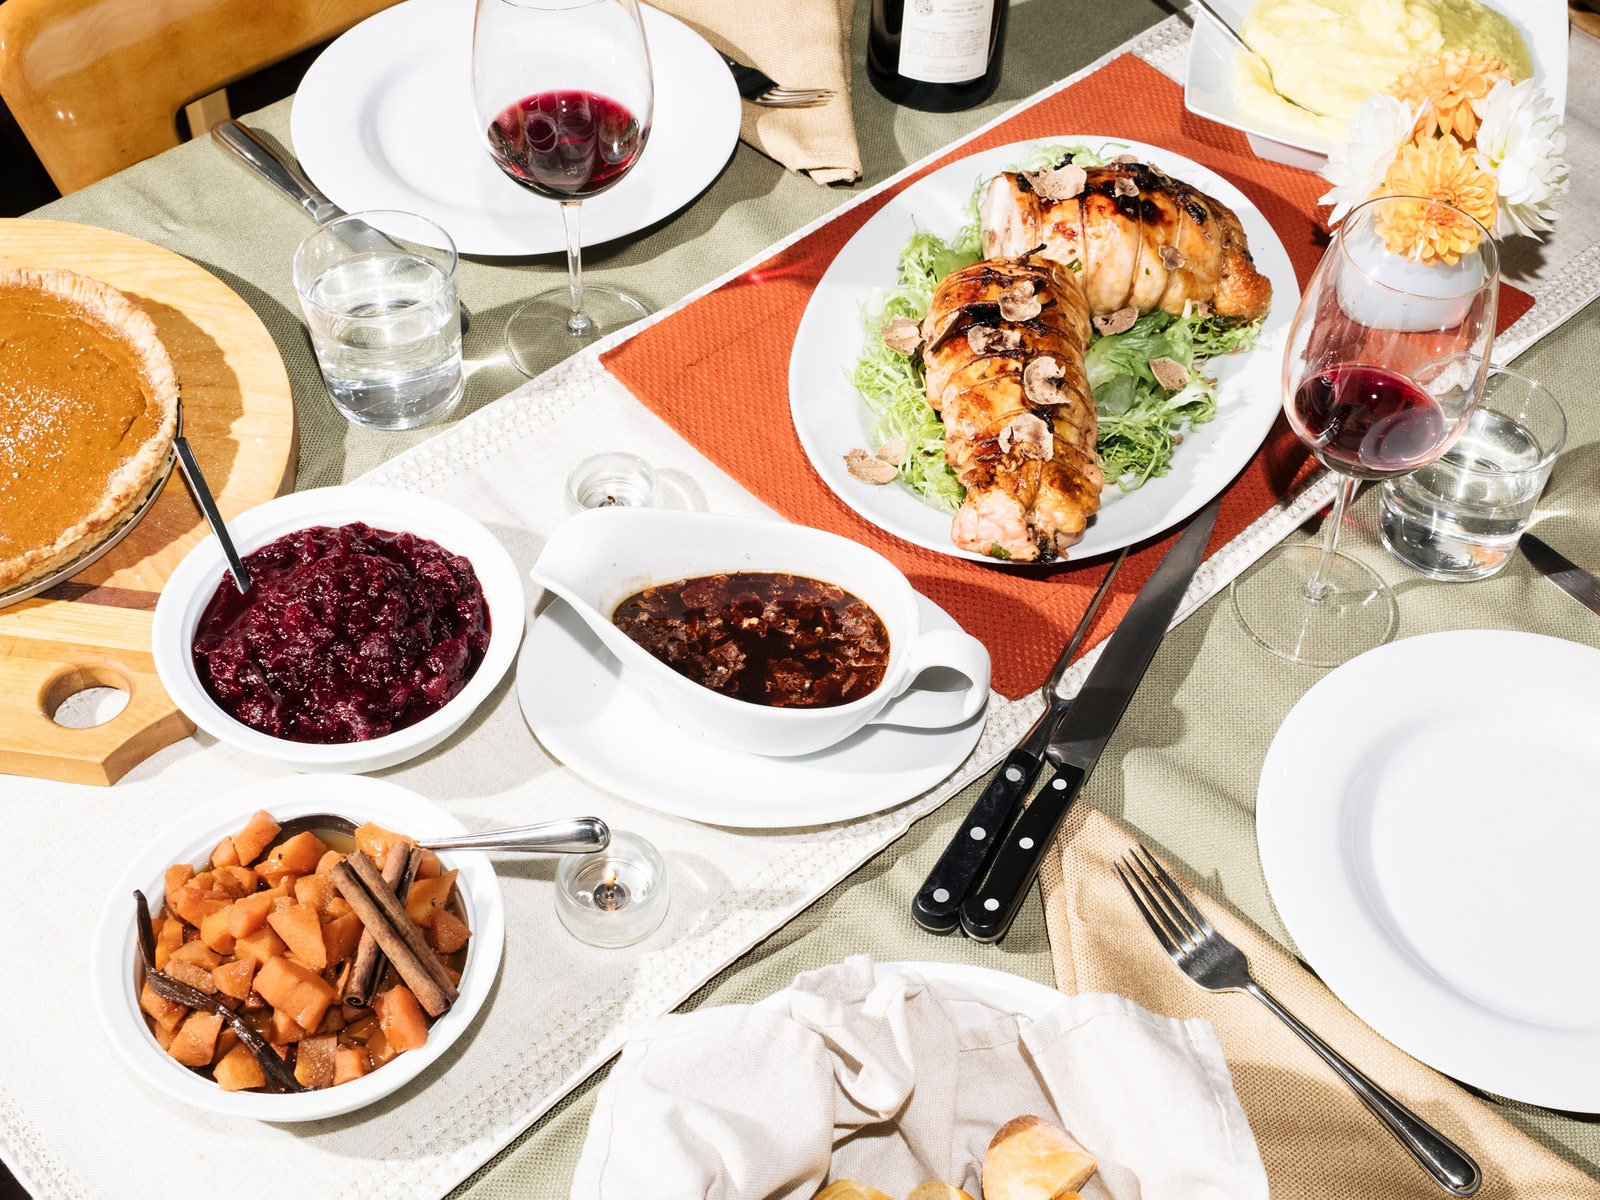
[0,0,402,195]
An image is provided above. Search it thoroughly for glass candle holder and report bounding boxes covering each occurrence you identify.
[554,830,668,948]
[564,452,662,514]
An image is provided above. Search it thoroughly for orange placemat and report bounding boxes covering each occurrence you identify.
[602,54,1534,699]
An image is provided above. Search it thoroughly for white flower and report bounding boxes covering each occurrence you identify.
[1474,78,1568,238]
[1319,95,1421,225]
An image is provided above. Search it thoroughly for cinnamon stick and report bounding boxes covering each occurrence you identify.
[331,851,457,1017]
[342,844,418,1008]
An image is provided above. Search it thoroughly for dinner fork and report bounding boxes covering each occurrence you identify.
[1117,847,1483,1196]
[719,52,834,108]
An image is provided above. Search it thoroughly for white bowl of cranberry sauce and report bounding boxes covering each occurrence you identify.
[152,486,524,773]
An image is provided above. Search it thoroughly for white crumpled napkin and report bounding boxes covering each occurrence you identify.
[571,955,1268,1200]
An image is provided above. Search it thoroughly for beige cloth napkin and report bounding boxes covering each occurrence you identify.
[570,955,1268,1199]
[1040,806,1600,1199]
[648,0,862,184]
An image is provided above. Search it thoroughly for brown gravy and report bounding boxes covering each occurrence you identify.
[612,572,890,709]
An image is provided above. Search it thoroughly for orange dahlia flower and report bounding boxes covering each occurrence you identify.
[1388,50,1514,142]
[1375,135,1498,265]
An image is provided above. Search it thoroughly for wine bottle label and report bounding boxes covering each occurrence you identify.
[897,0,995,83]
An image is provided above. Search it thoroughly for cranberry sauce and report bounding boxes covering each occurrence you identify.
[192,522,491,743]
[612,572,890,709]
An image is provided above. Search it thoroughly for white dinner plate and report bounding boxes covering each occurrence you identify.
[290,0,741,256]
[787,136,1298,565]
[516,595,987,829]
[1257,630,1600,1111]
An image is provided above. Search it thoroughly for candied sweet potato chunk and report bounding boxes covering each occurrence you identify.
[271,1008,311,1044]
[233,926,288,966]
[199,908,237,954]
[211,836,240,869]
[428,908,471,955]
[215,865,258,897]
[404,871,457,929]
[415,849,442,881]
[353,822,413,872]
[169,884,229,928]
[254,955,337,1034]
[165,960,217,994]
[267,903,327,971]
[154,916,185,971]
[295,1034,338,1089]
[293,873,335,914]
[321,911,364,967]
[231,810,282,867]
[167,1011,224,1067]
[164,864,194,914]
[169,941,222,969]
[214,1043,266,1092]
[374,985,428,1054]
[212,957,257,1002]
[226,892,274,939]
[260,831,327,885]
[315,850,344,876]
[366,1028,395,1067]
[140,981,187,1032]
[334,1046,373,1086]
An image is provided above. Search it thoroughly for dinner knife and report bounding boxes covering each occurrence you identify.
[912,549,1127,933]
[1521,532,1600,616]
[959,496,1221,943]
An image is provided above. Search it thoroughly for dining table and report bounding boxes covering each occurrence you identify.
[5,0,1600,1197]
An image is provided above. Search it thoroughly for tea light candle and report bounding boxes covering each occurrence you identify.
[564,452,662,514]
[554,830,668,947]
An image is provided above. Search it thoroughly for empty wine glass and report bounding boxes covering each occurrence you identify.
[472,0,654,376]
[1231,194,1499,667]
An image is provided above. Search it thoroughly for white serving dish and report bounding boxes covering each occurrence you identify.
[89,775,506,1121]
[151,485,524,773]
[529,509,991,758]
[1183,0,1569,171]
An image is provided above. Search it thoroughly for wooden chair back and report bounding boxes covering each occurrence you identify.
[0,0,402,194]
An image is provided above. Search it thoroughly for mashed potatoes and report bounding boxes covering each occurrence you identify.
[1235,0,1531,142]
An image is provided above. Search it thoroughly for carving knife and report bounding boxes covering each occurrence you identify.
[1521,533,1600,616]
[912,547,1127,933]
[959,495,1221,943]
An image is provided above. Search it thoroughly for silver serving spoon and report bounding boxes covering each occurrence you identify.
[275,813,610,855]
[173,431,251,594]
[1189,0,1327,119]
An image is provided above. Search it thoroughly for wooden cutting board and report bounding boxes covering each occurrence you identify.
[0,219,297,785]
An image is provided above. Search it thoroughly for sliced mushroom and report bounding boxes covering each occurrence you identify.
[1023,163,1087,202]
[920,307,962,352]
[997,280,1042,322]
[1111,153,1141,164]
[1158,244,1187,271]
[844,447,899,484]
[1113,176,1138,197]
[1149,356,1191,391]
[1022,355,1068,406]
[880,314,923,355]
[1092,306,1138,337]
[876,438,907,467]
[967,325,1022,355]
[997,412,1054,460]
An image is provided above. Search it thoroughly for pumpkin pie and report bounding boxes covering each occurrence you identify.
[0,266,180,592]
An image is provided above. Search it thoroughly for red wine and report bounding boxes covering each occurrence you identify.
[867,0,1008,112]
[486,91,647,201]
[1291,364,1449,479]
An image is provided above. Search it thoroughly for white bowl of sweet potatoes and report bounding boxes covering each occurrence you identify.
[90,774,505,1121]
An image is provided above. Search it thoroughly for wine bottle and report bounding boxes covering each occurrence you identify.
[866,0,1008,112]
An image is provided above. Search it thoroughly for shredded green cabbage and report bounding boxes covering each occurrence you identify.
[849,143,1263,511]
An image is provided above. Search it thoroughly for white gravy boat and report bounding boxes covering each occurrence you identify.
[530,509,991,757]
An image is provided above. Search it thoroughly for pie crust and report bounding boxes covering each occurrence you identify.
[0,266,180,592]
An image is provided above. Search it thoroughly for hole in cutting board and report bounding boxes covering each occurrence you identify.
[42,665,132,729]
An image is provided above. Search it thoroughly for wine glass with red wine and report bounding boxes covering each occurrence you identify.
[1231,194,1499,666]
[472,0,653,376]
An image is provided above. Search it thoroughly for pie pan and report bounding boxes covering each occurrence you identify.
[89,774,505,1120]
[150,485,525,773]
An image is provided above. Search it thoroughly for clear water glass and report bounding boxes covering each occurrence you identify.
[1380,368,1566,581]
[293,210,464,430]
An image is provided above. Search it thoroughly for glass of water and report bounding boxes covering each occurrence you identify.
[292,210,464,431]
[1380,367,1566,581]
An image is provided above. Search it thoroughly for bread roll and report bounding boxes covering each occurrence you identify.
[906,1185,976,1200]
[981,1115,1098,1200]
[813,1183,893,1200]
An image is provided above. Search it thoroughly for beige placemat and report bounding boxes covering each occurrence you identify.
[650,0,862,183]
[1040,807,1600,1198]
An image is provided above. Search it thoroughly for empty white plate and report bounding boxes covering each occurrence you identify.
[290,0,741,256]
[516,595,987,829]
[1257,629,1600,1111]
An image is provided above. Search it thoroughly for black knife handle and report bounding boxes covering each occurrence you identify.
[958,762,1088,942]
[912,747,1042,932]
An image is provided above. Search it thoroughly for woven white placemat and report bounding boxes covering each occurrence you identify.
[4,16,1599,1200]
